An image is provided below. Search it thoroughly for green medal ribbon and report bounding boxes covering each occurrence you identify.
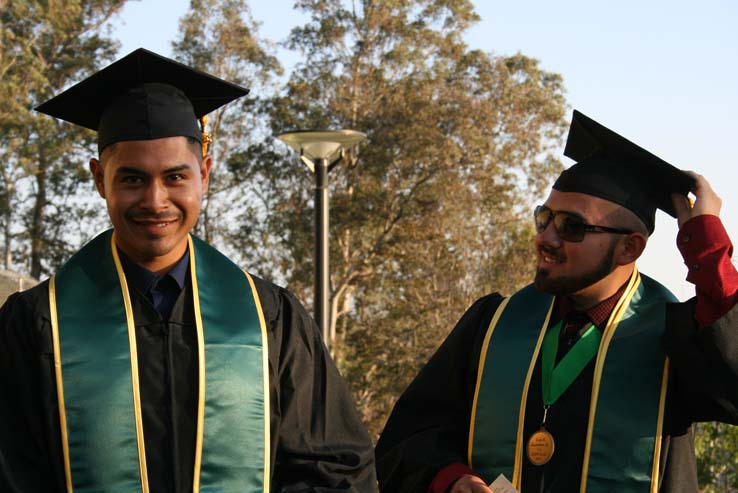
[540,320,601,407]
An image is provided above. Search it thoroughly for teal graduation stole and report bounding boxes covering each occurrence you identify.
[468,270,677,492]
[49,230,270,492]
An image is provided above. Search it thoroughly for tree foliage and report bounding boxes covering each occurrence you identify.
[171,0,282,260]
[234,0,568,435]
[696,422,738,492]
[0,0,127,278]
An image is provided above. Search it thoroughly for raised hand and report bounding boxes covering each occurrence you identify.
[671,171,722,229]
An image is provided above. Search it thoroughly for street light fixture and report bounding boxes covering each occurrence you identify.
[276,129,367,350]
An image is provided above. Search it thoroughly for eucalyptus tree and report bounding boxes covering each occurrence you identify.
[172,0,282,256]
[1,0,127,278]
[696,422,738,492]
[238,0,568,434]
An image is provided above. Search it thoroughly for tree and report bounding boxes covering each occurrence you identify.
[171,0,282,264]
[0,0,129,278]
[236,0,568,435]
[696,422,738,492]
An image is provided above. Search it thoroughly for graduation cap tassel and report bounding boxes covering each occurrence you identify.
[200,115,212,157]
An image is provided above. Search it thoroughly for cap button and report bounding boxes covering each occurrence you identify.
[691,264,700,271]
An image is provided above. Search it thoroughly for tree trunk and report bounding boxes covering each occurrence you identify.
[4,209,11,270]
[30,159,46,279]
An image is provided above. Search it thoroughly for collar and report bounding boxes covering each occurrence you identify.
[117,248,190,295]
[556,283,628,329]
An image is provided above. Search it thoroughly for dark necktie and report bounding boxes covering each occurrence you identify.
[556,311,591,361]
[149,275,180,319]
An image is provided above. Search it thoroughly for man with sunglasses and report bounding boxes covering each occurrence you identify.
[376,110,738,493]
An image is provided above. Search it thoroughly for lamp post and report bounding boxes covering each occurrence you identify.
[276,130,367,349]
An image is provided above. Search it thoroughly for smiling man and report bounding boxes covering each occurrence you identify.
[0,49,376,492]
[375,110,738,493]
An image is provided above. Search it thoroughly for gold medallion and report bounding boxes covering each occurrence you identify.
[526,428,555,466]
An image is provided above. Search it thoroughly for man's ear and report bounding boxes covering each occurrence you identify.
[89,158,106,198]
[200,155,212,191]
[616,233,647,265]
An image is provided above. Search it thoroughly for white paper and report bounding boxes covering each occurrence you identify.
[488,473,519,493]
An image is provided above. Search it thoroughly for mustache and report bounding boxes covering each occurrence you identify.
[539,245,566,262]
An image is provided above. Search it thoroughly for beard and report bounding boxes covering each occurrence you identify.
[534,240,617,296]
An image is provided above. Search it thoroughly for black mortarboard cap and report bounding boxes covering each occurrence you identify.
[553,110,695,234]
[35,48,249,153]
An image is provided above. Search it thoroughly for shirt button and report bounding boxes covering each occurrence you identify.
[692,264,700,271]
[682,234,691,243]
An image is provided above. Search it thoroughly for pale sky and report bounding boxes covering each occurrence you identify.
[108,0,738,299]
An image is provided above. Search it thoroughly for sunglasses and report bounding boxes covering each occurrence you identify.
[534,205,634,242]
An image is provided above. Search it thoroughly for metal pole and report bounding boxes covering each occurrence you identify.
[314,158,331,348]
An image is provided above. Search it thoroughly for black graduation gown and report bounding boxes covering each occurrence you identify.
[0,273,377,492]
[375,293,738,493]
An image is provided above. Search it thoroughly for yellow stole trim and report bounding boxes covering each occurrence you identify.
[49,277,72,493]
[246,271,272,492]
[110,233,150,492]
[650,358,670,492]
[190,235,207,492]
